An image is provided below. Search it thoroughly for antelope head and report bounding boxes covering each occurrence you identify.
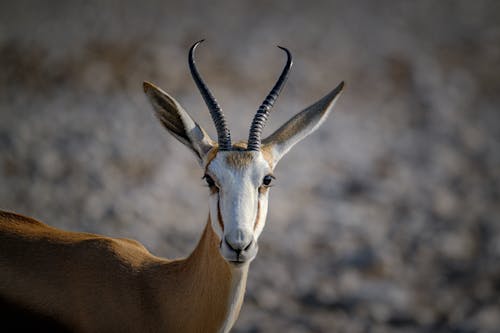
[144,40,344,266]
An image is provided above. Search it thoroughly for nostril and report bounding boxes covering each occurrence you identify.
[244,239,253,251]
[224,236,239,253]
[224,236,252,254]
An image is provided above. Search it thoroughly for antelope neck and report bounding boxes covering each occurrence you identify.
[153,217,248,333]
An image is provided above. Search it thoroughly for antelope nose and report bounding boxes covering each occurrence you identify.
[224,229,253,254]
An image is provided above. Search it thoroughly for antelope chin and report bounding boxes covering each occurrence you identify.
[228,260,249,268]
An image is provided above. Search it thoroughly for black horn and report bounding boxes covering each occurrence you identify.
[189,40,232,150]
[247,46,293,151]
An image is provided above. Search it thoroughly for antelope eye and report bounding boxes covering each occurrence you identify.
[263,175,274,186]
[204,174,216,188]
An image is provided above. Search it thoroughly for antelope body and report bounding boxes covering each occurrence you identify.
[0,41,344,332]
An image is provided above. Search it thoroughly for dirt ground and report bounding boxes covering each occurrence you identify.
[1,1,499,332]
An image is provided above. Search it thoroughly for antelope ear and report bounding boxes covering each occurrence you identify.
[262,82,344,166]
[143,81,215,164]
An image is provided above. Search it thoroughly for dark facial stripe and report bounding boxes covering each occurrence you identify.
[217,198,224,231]
[253,199,261,230]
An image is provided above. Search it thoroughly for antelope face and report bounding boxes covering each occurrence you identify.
[144,40,344,266]
[205,149,273,265]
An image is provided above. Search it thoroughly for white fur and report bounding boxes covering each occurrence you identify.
[219,264,249,333]
[207,151,271,262]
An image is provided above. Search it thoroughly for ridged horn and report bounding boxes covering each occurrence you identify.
[189,40,232,150]
[247,46,293,151]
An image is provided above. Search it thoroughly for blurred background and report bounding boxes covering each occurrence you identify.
[1,1,499,332]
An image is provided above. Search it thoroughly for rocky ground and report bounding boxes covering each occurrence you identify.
[1,1,499,332]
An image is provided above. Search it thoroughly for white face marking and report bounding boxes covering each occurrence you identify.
[205,150,272,264]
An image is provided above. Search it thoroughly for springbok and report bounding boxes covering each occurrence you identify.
[0,40,344,332]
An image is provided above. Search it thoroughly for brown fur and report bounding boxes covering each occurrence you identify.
[224,151,255,169]
[204,146,219,174]
[260,145,275,169]
[231,141,248,150]
[206,141,274,171]
[0,210,233,332]
[253,200,261,230]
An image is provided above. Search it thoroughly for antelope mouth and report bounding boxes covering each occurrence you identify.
[228,260,247,267]
[220,249,253,266]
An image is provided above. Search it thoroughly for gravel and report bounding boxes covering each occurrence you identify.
[1,1,499,332]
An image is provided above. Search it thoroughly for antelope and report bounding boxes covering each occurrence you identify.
[0,40,344,332]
